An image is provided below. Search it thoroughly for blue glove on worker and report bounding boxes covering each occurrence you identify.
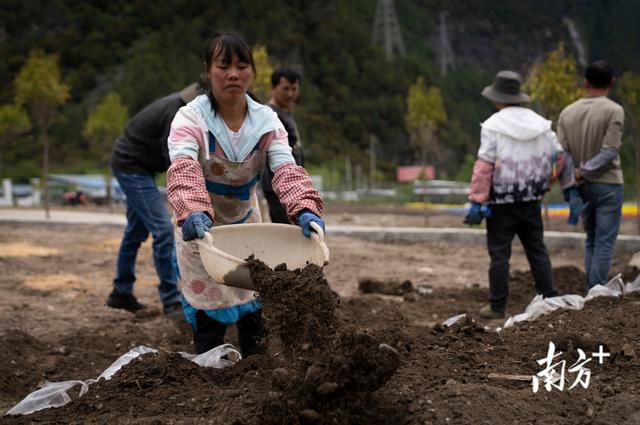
[182,212,213,241]
[463,202,491,225]
[563,187,586,225]
[298,210,325,238]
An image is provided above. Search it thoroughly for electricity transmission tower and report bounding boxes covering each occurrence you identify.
[371,0,406,61]
[438,11,454,76]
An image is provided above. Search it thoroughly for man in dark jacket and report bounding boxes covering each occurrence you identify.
[108,83,198,317]
[261,68,304,223]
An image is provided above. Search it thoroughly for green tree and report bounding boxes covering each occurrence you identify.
[405,77,447,167]
[523,44,586,124]
[0,104,31,177]
[453,154,476,183]
[619,72,640,128]
[83,92,128,207]
[617,72,640,231]
[14,49,70,217]
[252,44,274,103]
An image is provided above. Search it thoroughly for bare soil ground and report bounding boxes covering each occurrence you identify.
[1,220,639,424]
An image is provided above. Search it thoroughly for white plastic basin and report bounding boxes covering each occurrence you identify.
[195,222,329,291]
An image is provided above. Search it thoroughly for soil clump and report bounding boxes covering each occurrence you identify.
[358,276,414,296]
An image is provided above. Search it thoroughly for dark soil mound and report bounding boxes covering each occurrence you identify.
[0,330,53,400]
[5,264,640,425]
[5,260,402,424]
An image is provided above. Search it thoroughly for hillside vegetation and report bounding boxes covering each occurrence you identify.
[2,0,639,184]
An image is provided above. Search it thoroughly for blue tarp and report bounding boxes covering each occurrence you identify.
[48,174,125,201]
[48,174,120,190]
[0,184,33,198]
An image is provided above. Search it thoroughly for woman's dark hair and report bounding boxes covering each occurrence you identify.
[200,32,257,112]
[585,60,613,89]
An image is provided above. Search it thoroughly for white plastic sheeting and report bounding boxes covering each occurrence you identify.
[442,313,467,328]
[179,343,240,368]
[502,273,639,329]
[441,273,640,331]
[6,344,240,416]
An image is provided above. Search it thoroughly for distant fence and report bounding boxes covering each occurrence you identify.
[413,180,470,204]
[0,178,42,207]
[319,180,471,203]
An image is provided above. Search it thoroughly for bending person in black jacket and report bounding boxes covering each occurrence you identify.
[108,84,198,318]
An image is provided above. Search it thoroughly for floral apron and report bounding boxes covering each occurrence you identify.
[176,135,266,311]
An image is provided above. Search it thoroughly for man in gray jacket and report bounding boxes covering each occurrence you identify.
[558,60,625,290]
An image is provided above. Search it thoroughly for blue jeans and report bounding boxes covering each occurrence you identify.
[113,169,180,307]
[579,183,624,290]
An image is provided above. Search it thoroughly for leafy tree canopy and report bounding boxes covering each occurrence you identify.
[14,49,70,126]
[618,72,640,125]
[2,0,639,182]
[83,92,128,163]
[406,77,446,130]
[523,44,585,124]
[0,104,30,139]
[252,44,274,102]
[405,77,446,166]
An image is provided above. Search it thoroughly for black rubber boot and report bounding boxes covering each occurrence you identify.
[193,310,227,354]
[479,304,505,319]
[106,291,147,313]
[237,310,263,358]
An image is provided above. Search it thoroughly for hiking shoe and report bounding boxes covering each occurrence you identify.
[106,291,147,313]
[479,304,505,319]
[163,301,184,321]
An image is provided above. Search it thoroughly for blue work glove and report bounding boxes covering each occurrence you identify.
[297,210,325,238]
[463,202,491,225]
[563,187,586,225]
[182,212,213,241]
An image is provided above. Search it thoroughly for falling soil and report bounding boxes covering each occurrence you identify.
[248,260,339,352]
[2,223,640,424]
[248,259,401,424]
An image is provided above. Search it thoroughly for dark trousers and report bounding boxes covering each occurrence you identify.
[193,310,263,358]
[264,190,289,224]
[485,201,556,312]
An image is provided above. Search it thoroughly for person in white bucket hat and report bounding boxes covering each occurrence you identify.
[465,70,582,319]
